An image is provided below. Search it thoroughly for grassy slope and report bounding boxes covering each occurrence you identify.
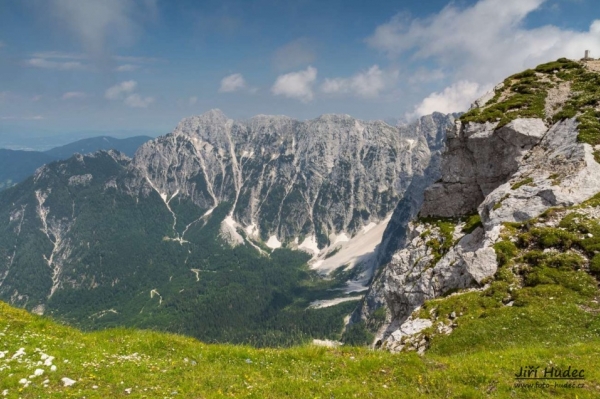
[1,300,599,398]
[460,58,600,146]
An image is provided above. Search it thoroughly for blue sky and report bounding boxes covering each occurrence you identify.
[1,0,599,139]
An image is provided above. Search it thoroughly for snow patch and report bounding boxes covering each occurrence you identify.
[333,233,350,245]
[298,235,320,255]
[245,223,259,237]
[309,296,363,309]
[266,235,282,249]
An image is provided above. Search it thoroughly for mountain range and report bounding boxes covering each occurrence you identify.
[0,110,452,345]
[0,136,152,191]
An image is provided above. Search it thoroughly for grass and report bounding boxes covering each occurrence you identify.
[459,62,562,126]
[419,217,458,266]
[461,214,483,234]
[2,300,600,398]
[511,177,534,190]
[493,194,511,210]
[400,198,600,398]
[460,57,600,146]
[3,204,600,398]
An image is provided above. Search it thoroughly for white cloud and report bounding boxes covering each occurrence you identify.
[407,81,489,119]
[272,38,316,71]
[367,0,600,115]
[31,95,43,102]
[105,80,137,100]
[124,94,154,108]
[62,91,86,100]
[116,64,139,72]
[47,0,157,63]
[271,66,317,103]
[26,58,85,70]
[219,73,246,93]
[367,0,600,85]
[321,65,398,98]
[104,80,152,108]
[189,96,198,106]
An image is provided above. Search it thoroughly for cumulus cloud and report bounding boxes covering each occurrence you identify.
[271,66,317,103]
[105,80,152,108]
[189,96,198,106]
[105,80,137,100]
[272,38,316,71]
[368,0,600,84]
[115,64,139,72]
[219,73,246,93]
[26,58,85,70]
[407,81,489,119]
[62,91,86,100]
[124,93,154,108]
[321,65,398,98]
[367,0,600,115]
[46,0,157,64]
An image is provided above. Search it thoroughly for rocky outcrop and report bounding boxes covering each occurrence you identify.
[357,111,600,350]
[481,118,600,227]
[420,118,548,217]
[375,112,453,267]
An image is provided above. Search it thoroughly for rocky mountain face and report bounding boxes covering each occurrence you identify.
[354,58,600,352]
[128,110,447,248]
[0,110,453,344]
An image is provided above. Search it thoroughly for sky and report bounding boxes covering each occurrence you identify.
[1,0,600,140]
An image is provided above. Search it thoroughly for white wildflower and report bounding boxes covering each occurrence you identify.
[61,377,76,387]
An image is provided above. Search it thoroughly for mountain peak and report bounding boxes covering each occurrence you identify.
[198,109,228,122]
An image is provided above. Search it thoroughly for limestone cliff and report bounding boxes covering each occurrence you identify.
[354,58,600,351]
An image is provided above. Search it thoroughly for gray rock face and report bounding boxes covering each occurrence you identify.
[420,118,547,217]
[128,110,453,249]
[375,113,454,266]
[481,118,600,227]
[358,115,600,349]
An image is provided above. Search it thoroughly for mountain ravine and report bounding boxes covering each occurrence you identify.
[352,57,600,352]
[0,110,453,345]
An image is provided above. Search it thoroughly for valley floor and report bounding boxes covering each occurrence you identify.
[1,301,599,398]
